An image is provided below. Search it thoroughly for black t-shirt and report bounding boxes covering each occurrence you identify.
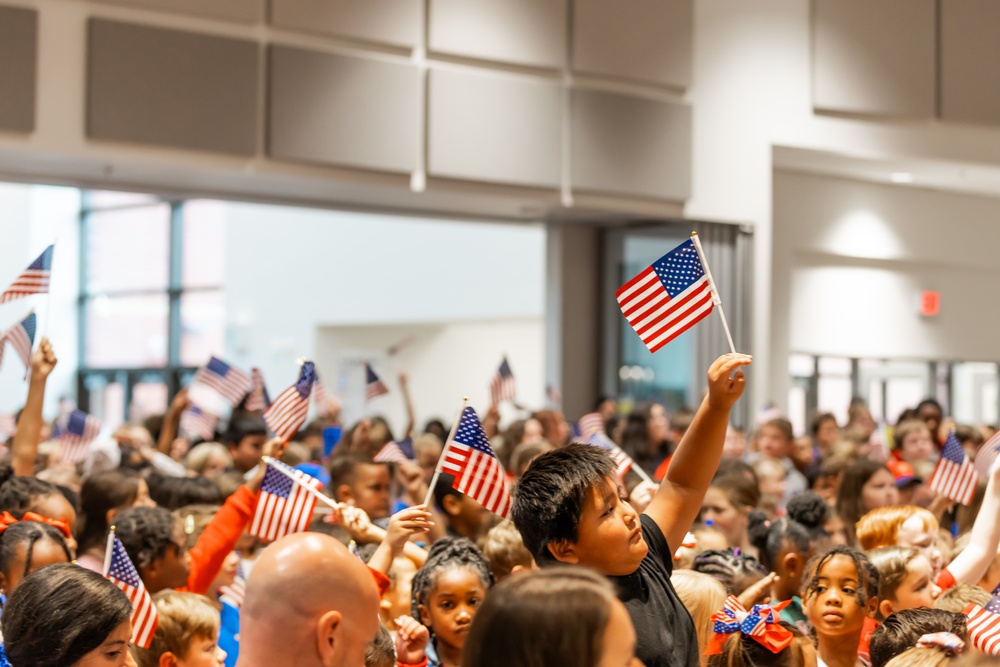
[609,514,698,667]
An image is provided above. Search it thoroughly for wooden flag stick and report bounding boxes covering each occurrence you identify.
[691,232,737,355]
[423,398,469,509]
[102,525,116,576]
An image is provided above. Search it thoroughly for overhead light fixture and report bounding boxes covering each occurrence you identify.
[890,172,913,184]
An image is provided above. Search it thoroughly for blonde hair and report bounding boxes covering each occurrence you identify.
[856,506,939,551]
[478,520,533,583]
[175,504,220,550]
[894,420,931,451]
[132,591,220,667]
[752,457,787,480]
[884,646,955,667]
[933,583,991,613]
[672,569,727,666]
[867,546,920,614]
[184,442,232,474]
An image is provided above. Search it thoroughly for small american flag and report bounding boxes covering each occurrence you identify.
[193,357,252,407]
[264,361,316,442]
[617,238,715,353]
[975,430,1000,479]
[250,458,322,541]
[930,431,980,505]
[374,437,414,464]
[1,311,36,370]
[105,535,158,649]
[179,406,217,442]
[244,367,270,412]
[490,357,516,404]
[964,585,1000,654]
[55,409,102,464]
[576,412,605,438]
[439,406,512,518]
[365,363,388,401]
[0,245,54,304]
[218,557,246,608]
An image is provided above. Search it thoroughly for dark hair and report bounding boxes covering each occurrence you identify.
[114,506,178,569]
[710,474,761,511]
[511,444,615,566]
[836,459,891,534]
[77,469,143,555]
[0,464,62,515]
[621,402,668,468]
[223,412,267,445]
[0,521,71,587]
[433,472,465,510]
[869,608,967,667]
[3,562,133,667]
[365,622,395,667]
[803,545,878,607]
[326,454,387,498]
[709,620,811,667]
[148,474,223,510]
[786,491,835,547]
[411,537,493,622]
[748,511,811,572]
[692,548,767,595]
[461,567,615,667]
[811,412,838,437]
[916,399,943,416]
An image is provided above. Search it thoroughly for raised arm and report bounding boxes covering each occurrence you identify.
[12,338,57,476]
[941,455,1000,585]
[399,371,416,440]
[157,387,189,455]
[643,353,751,550]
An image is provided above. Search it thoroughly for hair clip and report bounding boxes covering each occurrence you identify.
[707,595,793,655]
[916,633,965,656]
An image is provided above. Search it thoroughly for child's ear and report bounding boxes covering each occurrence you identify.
[441,495,461,518]
[158,651,179,667]
[335,484,353,504]
[782,552,802,578]
[417,603,431,626]
[878,598,894,620]
[546,539,579,565]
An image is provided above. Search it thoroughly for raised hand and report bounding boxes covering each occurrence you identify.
[706,353,752,411]
[394,615,430,664]
[30,337,57,381]
[384,505,434,556]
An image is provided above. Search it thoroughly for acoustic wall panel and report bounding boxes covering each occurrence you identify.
[941,0,1000,125]
[87,20,260,155]
[428,0,567,69]
[428,68,561,188]
[268,46,420,173]
[0,6,36,133]
[270,0,421,48]
[812,0,935,118]
[571,89,690,201]
[572,0,692,88]
[84,0,263,23]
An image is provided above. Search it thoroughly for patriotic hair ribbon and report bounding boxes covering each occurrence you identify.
[707,596,793,656]
[916,633,965,655]
[0,510,72,539]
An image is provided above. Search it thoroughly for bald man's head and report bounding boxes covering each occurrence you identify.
[238,532,380,667]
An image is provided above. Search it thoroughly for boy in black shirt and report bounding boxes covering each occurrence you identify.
[512,353,751,667]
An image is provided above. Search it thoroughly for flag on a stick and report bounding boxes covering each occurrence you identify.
[0,245,53,304]
[616,238,715,353]
[1,311,36,370]
[264,361,317,442]
[929,431,980,505]
[965,584,1000,654]
[975,430,1000,479]
[105,534,158,649]
[55,409,102,464]
[249,458,322,541]
[193,357,252,407]
[439,406,512,518]
[365,363,388,401]
[179,406,217,442]
[244,367,270,412]
[374,437,414,464]
[576,412,605,439]
[490,357,516,405]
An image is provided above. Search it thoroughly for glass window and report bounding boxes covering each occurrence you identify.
[180,291,225,367]
[85,294,169,368]
[86,205,171,293]
[182,200,226,288]
[130,381,168,424]
[87,191,160,208]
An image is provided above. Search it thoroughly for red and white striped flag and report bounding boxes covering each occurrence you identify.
[0,245,53,304]
[965,589,1000,654]
[576,412,605,438]
[244,367,270,413]
[179,406,217,442]
[1,311,36,371]
[929,431,980,505]
[580,431,633,487]
[264,362,316,442]
[616,238,715,354]
[439,406,512,518]
[56,409,102,464]
[250,458,322,541]
[975,430,1000,479]
[365,363,388,401]
[192,357,252,407]
[374,438,414,464]
[489,357,516,405]
[105,534,158,649]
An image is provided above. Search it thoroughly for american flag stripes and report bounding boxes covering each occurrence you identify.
[616,238,715,354]
[179,406,217,442]
[193,357,252,407]
[1,311,36,370]
[0,245,54,304]
[264,361,316,442]
[365,364,388,401]
[244,367,270,412]
[105,535,158,649]
[576,412,605,438]
[975,430,1000,479]
[439,406,512,518]
[56,409,102,464]
[929,431,980,505]
[218,557,246,609]
[250,458,322,541]
[374,437,414,464]
[964,586,1000,654]
[490,357,516,404]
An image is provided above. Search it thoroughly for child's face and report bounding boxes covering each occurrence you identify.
[229,434,267,472]
[175,634,226,667]
[350,464,391,520]
[900,429,934,463]
[896,516,943,575]
[418,567,486,653]
[860,469,899,513]
[146,524,192,594]
[700,488,745,549]
[2,537,70,594]
[890,554,941,613]
[74,619,131,666]
[758,471,787,501]
[557,477,647,576]
[757,426,791,459]
[822,514,848,548]
[804,554,874,639]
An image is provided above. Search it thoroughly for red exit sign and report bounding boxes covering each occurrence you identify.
[919,290,940,317]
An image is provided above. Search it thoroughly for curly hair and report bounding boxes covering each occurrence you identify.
[411,537,493,623]
[0,463,63,515]
[747,511,811,572]
[114,506,178,569]
[0,520,71,587]
[691,548,767,596]
[786,491,833,540]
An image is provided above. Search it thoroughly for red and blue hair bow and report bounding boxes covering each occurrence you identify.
[707,595,793,655]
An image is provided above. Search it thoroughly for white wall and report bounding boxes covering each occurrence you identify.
[0,182,80,416]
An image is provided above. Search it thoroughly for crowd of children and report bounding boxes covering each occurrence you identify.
[4,337,1000,667]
